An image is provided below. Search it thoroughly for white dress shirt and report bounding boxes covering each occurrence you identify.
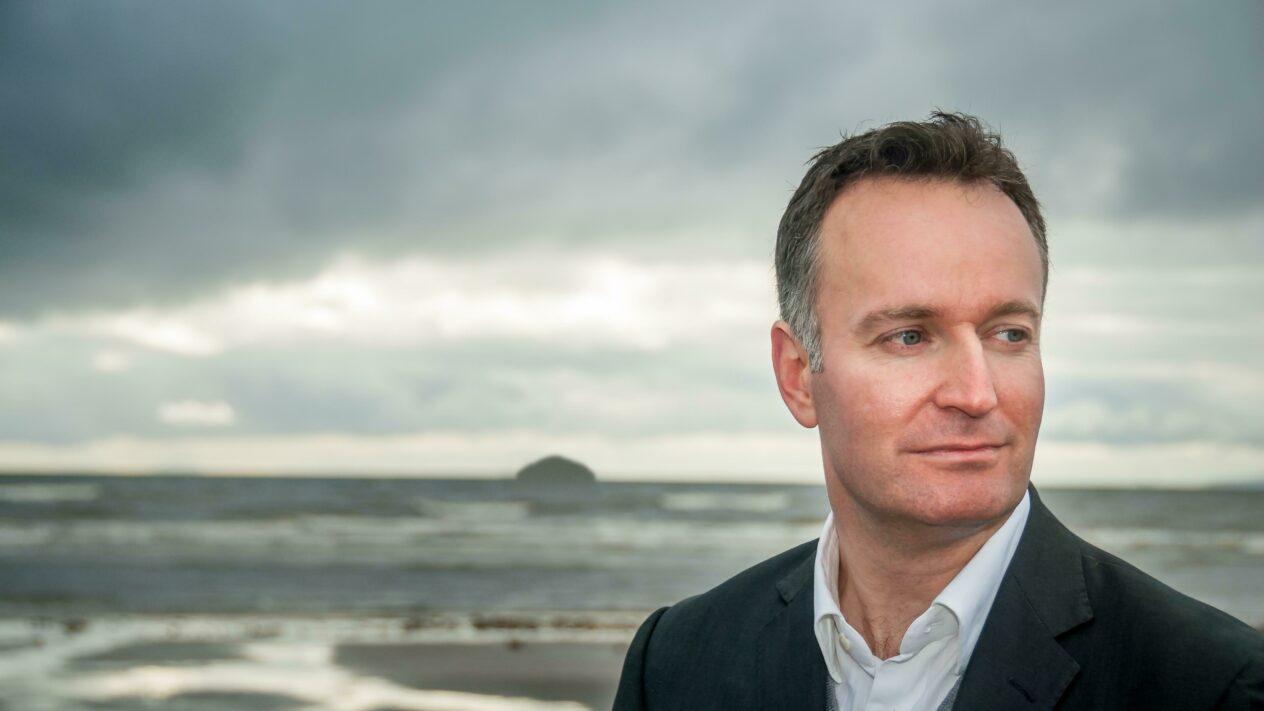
[813,490,1031,711]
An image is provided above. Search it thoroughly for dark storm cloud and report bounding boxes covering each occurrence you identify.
[926,0,1264,219]
[4,3,274,315]
[2,0,1260,319]
[1,4,271,212]
[0,0,608,317]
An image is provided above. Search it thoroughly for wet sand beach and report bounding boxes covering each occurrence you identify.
[335,641,629,709]
[0,613,638,710]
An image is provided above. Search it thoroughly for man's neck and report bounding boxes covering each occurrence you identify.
[827,491,1012,660]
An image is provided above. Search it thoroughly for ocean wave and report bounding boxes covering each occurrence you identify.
[0,483,100,504]
[63,654,586,710]
[0,523,55,547]
[21,516,1239,563]
[0,611,645,654]
[659,491,790,513]
[0,515,819,567]
[413,497,531,521]
[0,517,450,552]
[1080,526,1264,555]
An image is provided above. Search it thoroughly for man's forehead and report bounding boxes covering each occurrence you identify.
[819,177,1030,254]
[815,176,1044,322]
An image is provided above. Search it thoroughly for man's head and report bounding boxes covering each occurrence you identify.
[771,112,1047,530]
[776,111,1048,374]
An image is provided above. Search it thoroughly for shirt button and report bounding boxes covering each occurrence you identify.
[840,636,852,652]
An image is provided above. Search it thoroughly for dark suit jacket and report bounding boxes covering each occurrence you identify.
[614,485,1264,709]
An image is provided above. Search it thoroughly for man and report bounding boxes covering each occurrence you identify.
[614,112,1264,710]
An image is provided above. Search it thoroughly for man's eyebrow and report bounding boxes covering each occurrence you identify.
[854,305,940,335]
[853,300,1042,335]
[987,299,1042,323]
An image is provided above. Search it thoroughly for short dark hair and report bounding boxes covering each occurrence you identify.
[774,110,1048,372]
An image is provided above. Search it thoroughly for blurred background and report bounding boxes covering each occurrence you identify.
[1,1,1261,709]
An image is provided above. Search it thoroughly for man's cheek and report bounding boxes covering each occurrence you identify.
[858,374,921,420]
[997,368,1044,427]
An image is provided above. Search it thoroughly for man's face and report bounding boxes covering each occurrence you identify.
[809,177,1045,529]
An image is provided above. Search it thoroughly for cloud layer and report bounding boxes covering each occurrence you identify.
[4,0,1260,317]
[1,0,1261,483]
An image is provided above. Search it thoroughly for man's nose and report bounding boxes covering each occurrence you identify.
[933,337,999,417]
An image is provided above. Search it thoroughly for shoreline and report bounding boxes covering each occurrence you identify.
[0,612,644,710]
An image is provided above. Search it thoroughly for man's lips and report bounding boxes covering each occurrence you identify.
[911,442,1006,453]
[909,442,1006,462]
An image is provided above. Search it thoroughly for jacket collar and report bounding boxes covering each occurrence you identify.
[757,546,827,710]
[763,483,1092,711]
[953,483,1093,710]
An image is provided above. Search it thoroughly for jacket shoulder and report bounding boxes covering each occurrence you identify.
[640,539,817,695]
[1061,535,1264,704]
[656,538,816,636]
[1078,539,1262,650]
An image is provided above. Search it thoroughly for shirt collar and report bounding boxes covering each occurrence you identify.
[812,489,1031,679]
[934,489,1030,673]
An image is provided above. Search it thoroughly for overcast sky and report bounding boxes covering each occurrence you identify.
[2,0,1261,485]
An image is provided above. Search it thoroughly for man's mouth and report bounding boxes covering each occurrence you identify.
[910,442,1006,461]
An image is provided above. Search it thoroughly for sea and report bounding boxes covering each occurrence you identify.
[0,474,1261,709]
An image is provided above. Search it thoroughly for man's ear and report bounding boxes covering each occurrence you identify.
[771,320,818,428]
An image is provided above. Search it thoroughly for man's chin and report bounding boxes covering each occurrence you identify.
[901,469,1028,528]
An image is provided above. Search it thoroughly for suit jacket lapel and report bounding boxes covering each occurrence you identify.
[953,484,1094,710]
[756,485,1091,710]
[756,547,828,710]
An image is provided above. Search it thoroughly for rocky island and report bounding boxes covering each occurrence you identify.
[514,455,597,486]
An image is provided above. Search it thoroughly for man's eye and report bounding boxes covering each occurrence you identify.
[889,330,924,346]
[998,329,1029,343]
